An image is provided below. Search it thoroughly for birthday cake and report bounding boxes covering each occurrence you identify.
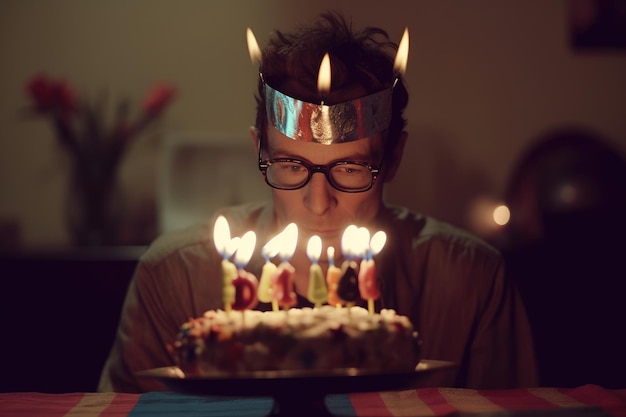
[171,305,420,375]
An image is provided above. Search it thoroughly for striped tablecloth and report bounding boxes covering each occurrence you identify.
[1,384,625,417]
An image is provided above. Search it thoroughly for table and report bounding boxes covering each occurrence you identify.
[1,385,625,417]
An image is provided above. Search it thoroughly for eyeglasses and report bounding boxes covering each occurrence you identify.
[258,154,382,193]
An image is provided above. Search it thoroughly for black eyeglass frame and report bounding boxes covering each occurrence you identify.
[257,144,383,193]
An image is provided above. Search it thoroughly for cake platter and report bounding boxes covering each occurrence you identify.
[137,359,456,417]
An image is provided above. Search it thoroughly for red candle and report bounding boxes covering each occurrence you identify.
[269,223,298,310]
[358,229,386,314]
[232,230,258,311]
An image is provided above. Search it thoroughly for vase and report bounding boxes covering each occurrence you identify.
[65,158,124,246]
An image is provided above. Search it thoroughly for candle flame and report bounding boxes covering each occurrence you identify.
[213,215,230,256]
[327,246,335,260]
[234,231,256,269]
[393,27,409,76]
[261,232,281,260]
[356,227,370,258]
[317,53,331,98]
[370,231,387,256]
[278,223,298,261]
[341,225,359,258]
[306,235,322,263]
[246,27,262,65]
[225,237,240,259]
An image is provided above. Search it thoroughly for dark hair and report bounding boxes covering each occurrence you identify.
[254,11,409,155]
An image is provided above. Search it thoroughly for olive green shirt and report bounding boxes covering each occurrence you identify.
[98,201,538,392]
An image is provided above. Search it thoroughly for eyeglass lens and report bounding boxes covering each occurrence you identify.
[266,160,374,191]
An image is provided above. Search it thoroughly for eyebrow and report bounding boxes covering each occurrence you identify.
[268,148,376,164]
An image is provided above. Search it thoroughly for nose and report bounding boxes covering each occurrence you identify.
[304,172,336,215]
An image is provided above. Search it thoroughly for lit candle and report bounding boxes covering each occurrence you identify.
[213,215,238,312]
[358,229,386,315]
[326,246,343,308]
[317,52,331,102]
[393,27,409,83]
[231,231,259,311]
[258,232,280,311]
[337,225,360,306]
[270,223,298,310]
[306,235,328,307]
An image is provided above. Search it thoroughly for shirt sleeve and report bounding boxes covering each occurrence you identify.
[463,258,539,388]
[379,207,539,389]
[98,227,223,393]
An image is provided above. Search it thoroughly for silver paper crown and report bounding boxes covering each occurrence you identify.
[265,83,393,144]
[248,27,408,144]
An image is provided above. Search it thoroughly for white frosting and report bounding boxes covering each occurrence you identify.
[174,306,419,375]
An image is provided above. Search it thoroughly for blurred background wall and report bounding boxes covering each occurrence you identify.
[1,0,625,248]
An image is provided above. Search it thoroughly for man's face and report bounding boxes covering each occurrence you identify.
[264,125,386,264]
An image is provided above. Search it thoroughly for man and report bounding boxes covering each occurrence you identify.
[98,12,537,393]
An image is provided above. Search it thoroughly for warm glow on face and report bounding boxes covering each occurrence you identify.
[317,53,331,98]
[393,27,409,76]
[246,27,261,65]
[493,205,511,226]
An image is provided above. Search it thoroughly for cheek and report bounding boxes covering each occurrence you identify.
[271,189,300,219]
[271,186,384,224]
[344,189,383,220]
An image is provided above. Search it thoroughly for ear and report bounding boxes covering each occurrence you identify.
[249,126,260,154]
[383,131,408,182]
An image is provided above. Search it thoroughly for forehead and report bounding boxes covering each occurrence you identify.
[265,126,384,162]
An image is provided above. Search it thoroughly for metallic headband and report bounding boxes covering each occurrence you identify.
[247,26,409,144]
[265,83,392,144]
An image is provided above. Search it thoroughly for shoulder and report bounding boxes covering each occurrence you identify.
[382,205,502,266]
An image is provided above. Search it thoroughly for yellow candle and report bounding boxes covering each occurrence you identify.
[306,235,328,307]
[221,259,237,312]
[258,261,277,302]
[326,246,343,308]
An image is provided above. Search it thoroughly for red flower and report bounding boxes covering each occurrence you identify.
[26,74,54,109]
[26,73,77,116]
[23,73,177,164]
[142,83,177,116]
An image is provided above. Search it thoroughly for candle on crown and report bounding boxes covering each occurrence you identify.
[326,246,343,308]
[231,230,259,311]
[258,232,280,311]
[337,225,360,307]
[358,228,386,315]
[270,223,298,310]
[213,215,239,313]
[306,235,328,307]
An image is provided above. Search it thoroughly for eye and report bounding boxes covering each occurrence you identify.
[335,164,365,175]
[289,164,304,173]
[274,161,306,175]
